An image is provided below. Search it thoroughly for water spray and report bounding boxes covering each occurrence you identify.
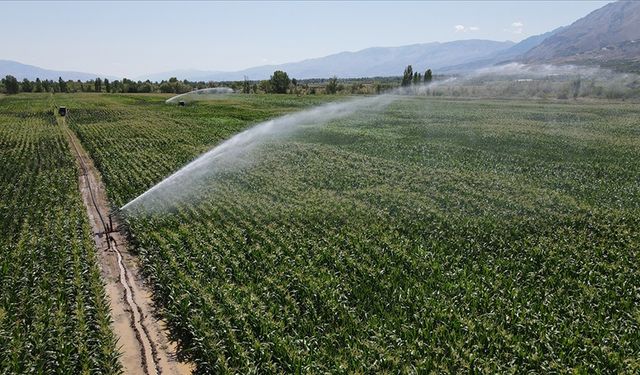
[165,87,234,104]
[122,63,639,213]
[120,78,501,213]
[122,93,399,212]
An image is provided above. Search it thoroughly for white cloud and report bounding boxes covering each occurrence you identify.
[508,21,524,34]
[260,57,279,64]
[454,24,479,33]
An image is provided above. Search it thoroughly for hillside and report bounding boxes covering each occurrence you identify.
[441,27,564,73]
[522,1,640,71]
[139,40,514,81]
[0,60,111,81]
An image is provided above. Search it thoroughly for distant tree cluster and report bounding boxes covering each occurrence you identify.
[424,69,433,83]
[2,75,19,94]
[0,75,113,94]
[1,70,404,96]
[269,70,290,93]
[325,76,339,94]
[0,68,622,99]
[401,65,433,86]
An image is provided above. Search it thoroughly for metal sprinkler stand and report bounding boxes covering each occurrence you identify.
[104,214,116,250]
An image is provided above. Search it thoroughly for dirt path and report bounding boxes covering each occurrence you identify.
[59,115,192,375]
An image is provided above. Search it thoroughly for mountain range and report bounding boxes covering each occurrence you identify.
[0,60,115,81]
[439,27,565,73]
[141,40,515,81]
[522,0,640,71]
[2,1,638,82]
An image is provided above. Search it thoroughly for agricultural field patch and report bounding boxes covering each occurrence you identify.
[64,93,640,373]
[0,94,121,374]
[63,93,337,208]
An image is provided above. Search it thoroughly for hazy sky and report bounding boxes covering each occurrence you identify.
[3,1,611,78]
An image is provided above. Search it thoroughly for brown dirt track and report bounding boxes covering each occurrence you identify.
[60,114,191,375]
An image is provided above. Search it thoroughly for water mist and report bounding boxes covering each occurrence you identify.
[122,94,397,212]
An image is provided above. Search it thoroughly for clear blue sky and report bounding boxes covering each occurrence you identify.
[2,1,611,78]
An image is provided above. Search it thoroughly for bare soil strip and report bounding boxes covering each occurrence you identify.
[60,115,191,375]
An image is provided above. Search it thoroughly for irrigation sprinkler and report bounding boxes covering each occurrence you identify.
[106,230,111,250]
[165,87,234,105]
[58,106,67,116]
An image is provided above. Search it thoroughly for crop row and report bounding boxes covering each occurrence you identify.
[70,94,640,373]
[0,94,121,374]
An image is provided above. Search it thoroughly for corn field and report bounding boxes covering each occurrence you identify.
[65,94,640,373]
[0,95,121,374]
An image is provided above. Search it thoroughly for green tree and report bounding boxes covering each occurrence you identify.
[571,76,581,99]
[269,70,290,94]
[258,80,271,93]
[243,76,251,94]
[413,72,420,85]
[122,78,139,93]
[325,76,339,94]
[58,77,68,93]
[42,79,52,92]
[424,69,432,83]
[138,81,152,93]
[401,65,413,86]
[104,79,111,93]
[21,78,33,92]
[95,78,102,92]
[34,78,43,92]
[175,81,190,94]
[3,75,19,94]
[111,80,121,93]
[159,82,173,93]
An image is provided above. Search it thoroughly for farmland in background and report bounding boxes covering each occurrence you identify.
[64,93,640,373]
[0,94,121,374]
[62,93,337,209]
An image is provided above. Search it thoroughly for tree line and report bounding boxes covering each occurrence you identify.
[1,67,433,96]
[401,65,432,86]
[0,75,176,94]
